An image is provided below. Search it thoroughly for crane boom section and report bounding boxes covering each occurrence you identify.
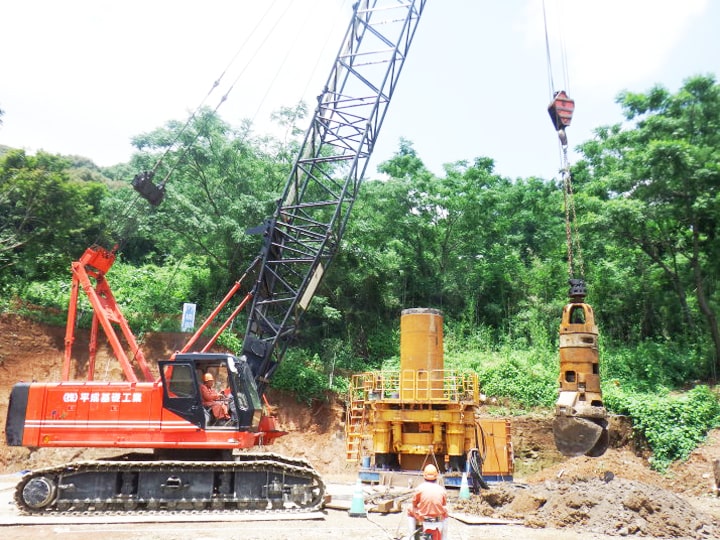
[242,0,427,391]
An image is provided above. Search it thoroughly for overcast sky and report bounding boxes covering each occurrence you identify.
[1,0,718,182]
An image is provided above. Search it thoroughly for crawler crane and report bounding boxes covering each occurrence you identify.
[5,0,427,514]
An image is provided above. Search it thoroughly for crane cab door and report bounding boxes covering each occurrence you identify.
[159,360,206,428]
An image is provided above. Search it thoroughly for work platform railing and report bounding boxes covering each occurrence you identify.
[349,369,480,404]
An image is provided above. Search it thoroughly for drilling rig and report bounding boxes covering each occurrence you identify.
[346,308,513,487]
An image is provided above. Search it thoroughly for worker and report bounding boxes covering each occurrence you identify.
[408,464,448,540]
[200,372,231,423]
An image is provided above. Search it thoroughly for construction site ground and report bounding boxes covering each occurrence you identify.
[2,313,720,539]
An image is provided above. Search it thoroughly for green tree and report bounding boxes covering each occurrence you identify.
[576,75,720,374]
[0,150,106,284]
[333,141,568,356]
[439,159,566,342]
[114,109,294,298]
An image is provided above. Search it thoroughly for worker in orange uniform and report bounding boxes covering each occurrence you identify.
[408,464,448,540]
[200,373,230,422]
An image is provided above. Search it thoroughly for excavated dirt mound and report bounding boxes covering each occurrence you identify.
[3,313,720,537]
[454,477,718,538]
[450,429,720,538]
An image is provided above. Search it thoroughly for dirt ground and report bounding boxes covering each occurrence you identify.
[2,313,720,539]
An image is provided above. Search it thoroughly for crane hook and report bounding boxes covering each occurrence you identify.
[548,90,575,147]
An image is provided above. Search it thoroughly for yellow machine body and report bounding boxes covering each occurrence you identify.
[553,301,609,457]
[346,308,513,480]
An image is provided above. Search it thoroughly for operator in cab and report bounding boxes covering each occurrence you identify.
[200,372,231,422]
[408,464,448,540]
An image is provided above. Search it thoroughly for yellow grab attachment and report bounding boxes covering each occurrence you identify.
[553,280,609,457]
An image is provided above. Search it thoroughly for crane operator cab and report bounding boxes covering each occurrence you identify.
[159,353,262,431]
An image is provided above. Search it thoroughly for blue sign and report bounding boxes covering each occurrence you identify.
[181,303,196,332]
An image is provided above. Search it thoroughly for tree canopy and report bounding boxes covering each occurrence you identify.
[576,74,720,375]
[0,150,106,280]
[1,75,719,417]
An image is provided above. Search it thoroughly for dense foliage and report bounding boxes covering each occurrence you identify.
[1,76,720,468]
[579,77,720,360]
[604,384,720,472]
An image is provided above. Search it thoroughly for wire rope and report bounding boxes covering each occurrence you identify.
[543,0,571,97]
[152,0,287,190]
[543,0,584,282]
[248,0,322,128]
[146,0,346,193]
[72,2,358,369]
[141,0,340,329]
[166,1,302,317]
[297,0,351,105]
[76,1,296,353]
[213,0,296,123]
[559,8,571,94]
[86,1,286,257]
[562,162,584,280]
[542,0,556,101]
[250,0,351,136]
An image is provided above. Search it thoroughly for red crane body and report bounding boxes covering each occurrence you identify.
[13,382,284,451]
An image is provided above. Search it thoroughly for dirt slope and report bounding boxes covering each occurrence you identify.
[2,313,720,538]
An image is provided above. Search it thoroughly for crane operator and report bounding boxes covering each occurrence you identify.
[408,464,448,540]
[200,372,231,423]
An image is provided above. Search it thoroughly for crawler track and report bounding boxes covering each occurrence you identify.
[14,453,325,515]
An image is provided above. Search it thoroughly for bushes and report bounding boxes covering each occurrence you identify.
[600,341,720,471]
[443,344,558,409]
[14,256,215,332]
[474,354,558,409]
[271,343,356,404]
[604,384,720,472]
[601,339,710,392]
[271,352,330,405]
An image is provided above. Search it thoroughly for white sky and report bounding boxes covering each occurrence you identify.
[1,0,717,182]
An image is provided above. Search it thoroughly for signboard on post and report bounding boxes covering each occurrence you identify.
[181,303,196,332]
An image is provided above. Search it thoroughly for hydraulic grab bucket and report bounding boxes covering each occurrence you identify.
[553,279,609,457]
